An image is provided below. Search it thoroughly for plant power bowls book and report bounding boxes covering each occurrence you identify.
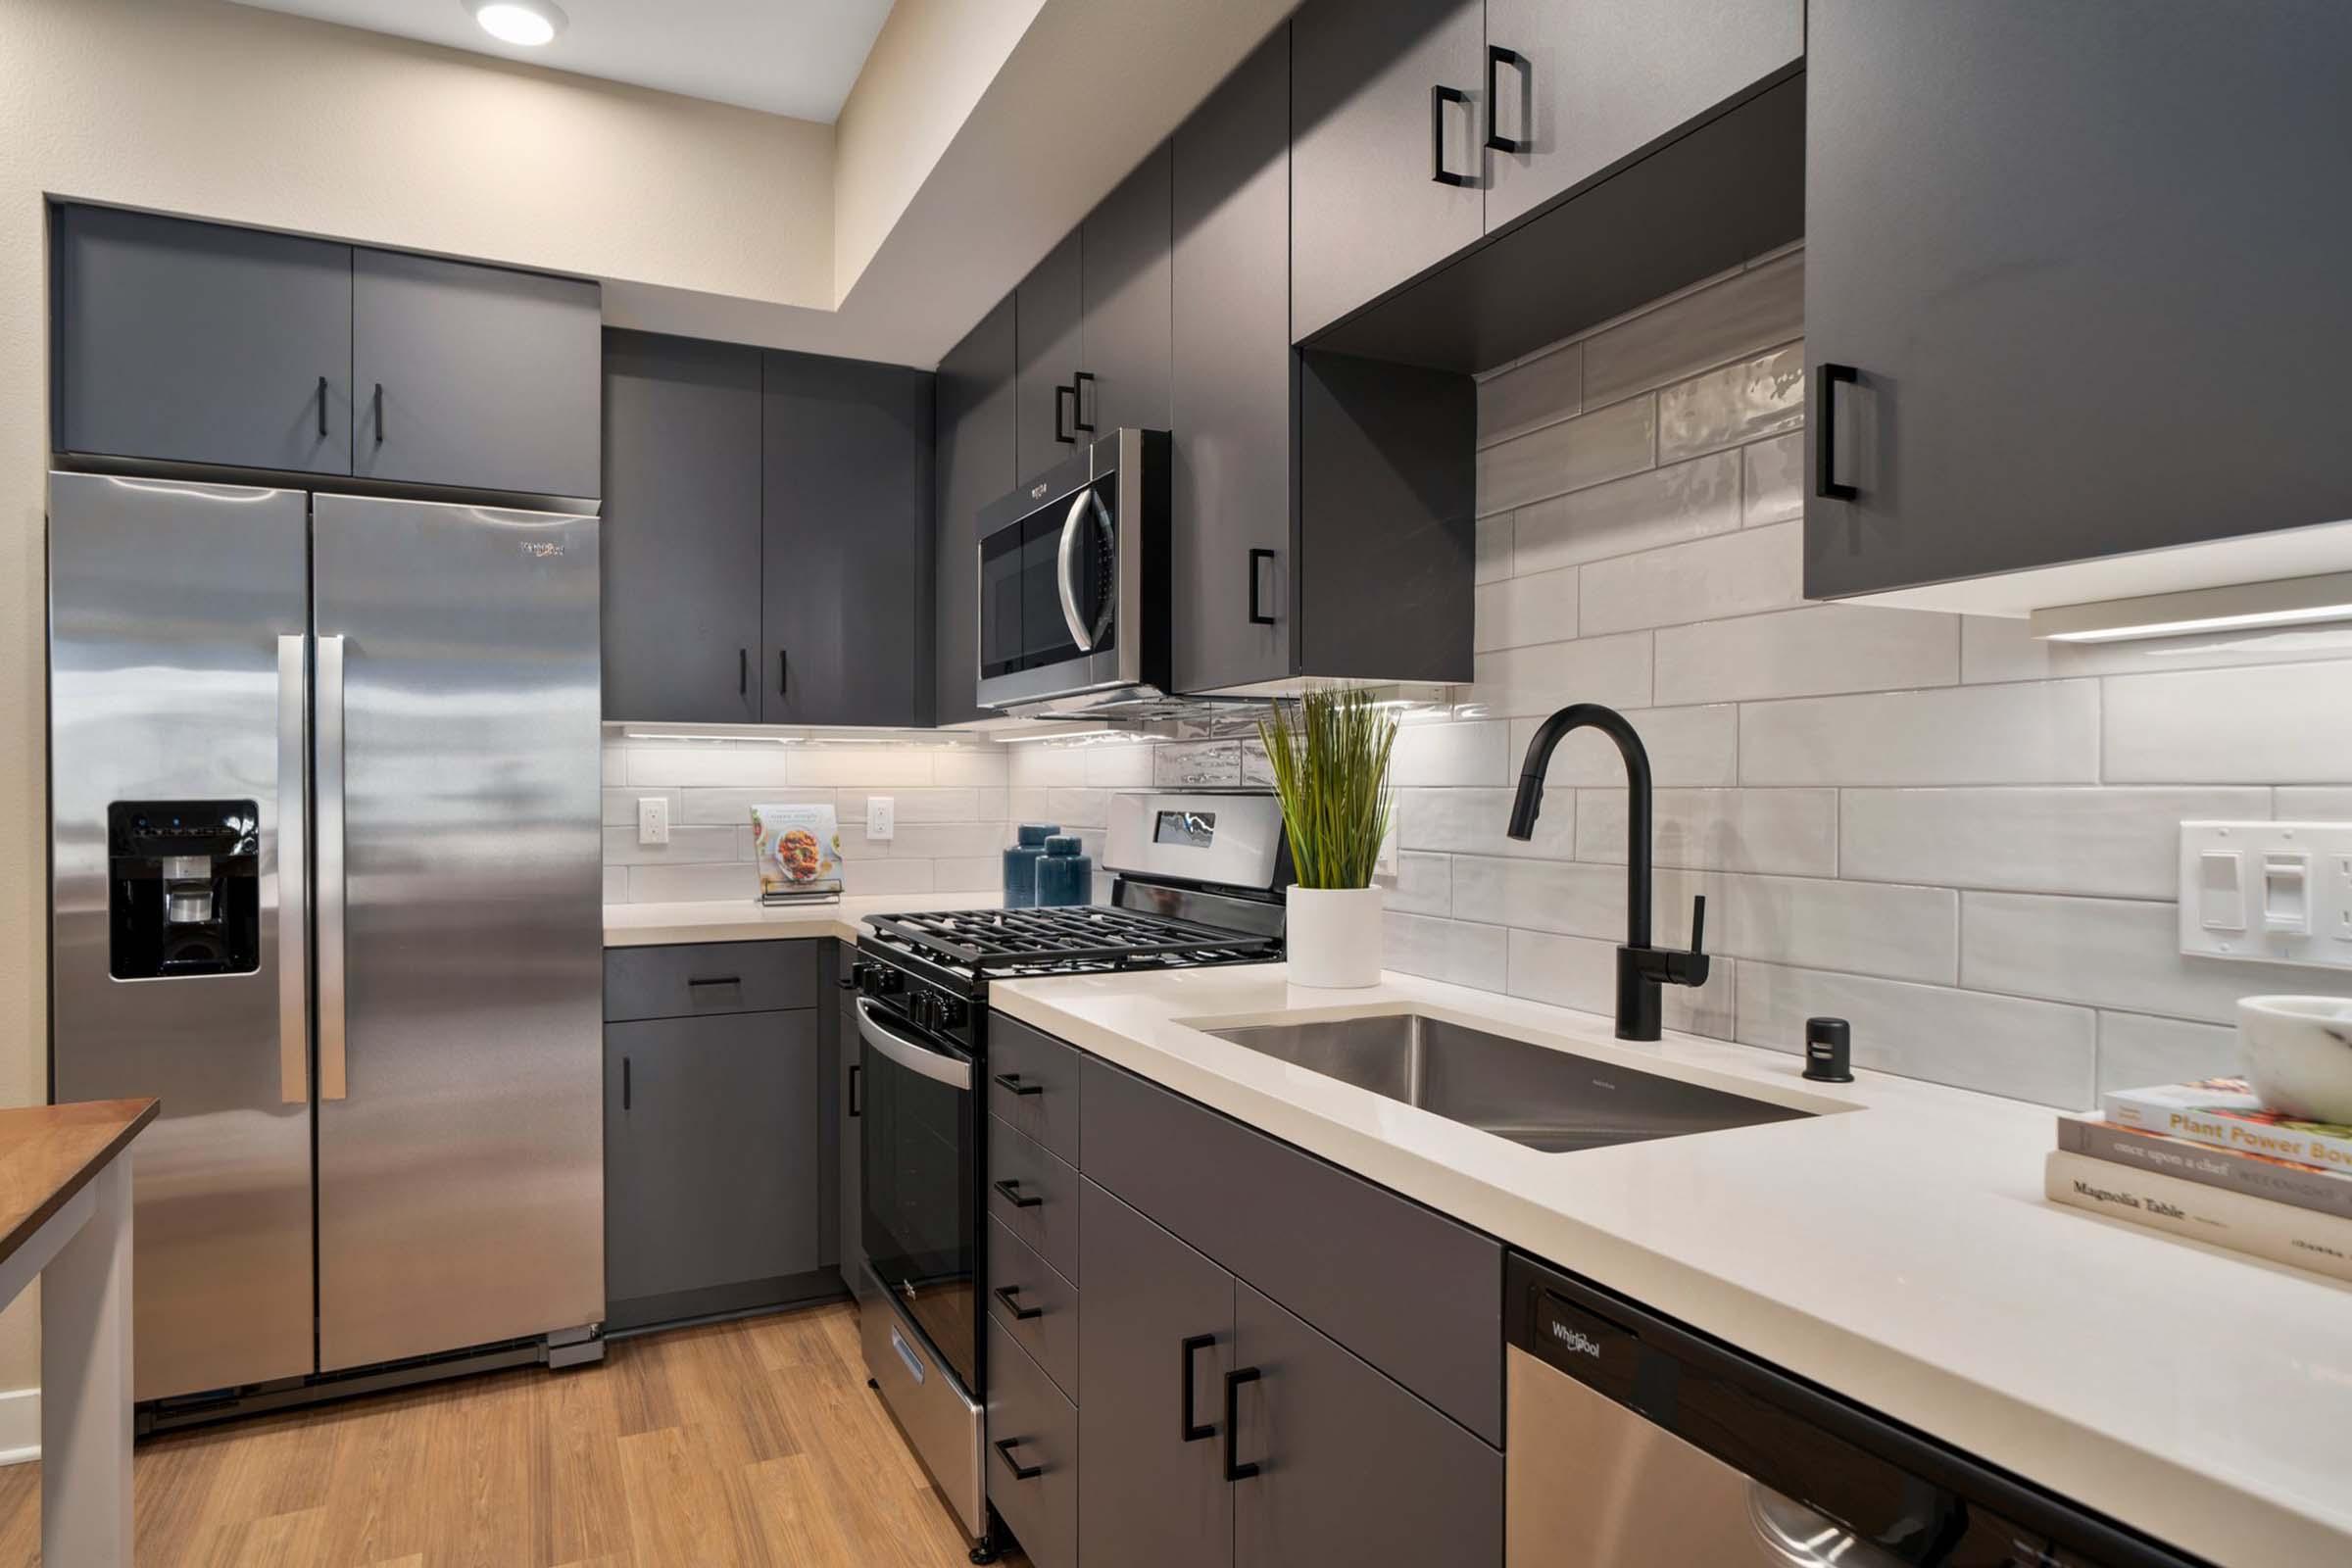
[751,804,844,899]
[2057,1114,2352,1222]
[2103,1077,2352,1174]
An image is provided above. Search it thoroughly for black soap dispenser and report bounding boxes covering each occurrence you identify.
[1803,1016,1854,1083]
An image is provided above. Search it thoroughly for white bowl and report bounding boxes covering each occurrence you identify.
[2239,996,2352,1124]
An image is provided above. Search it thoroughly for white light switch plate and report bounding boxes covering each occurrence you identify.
[867,796,895,841]
[636,796,669,847]
[2179,821,2352,969]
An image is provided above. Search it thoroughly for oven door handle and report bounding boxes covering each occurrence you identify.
[855,998,974,1091]
[1054,486,1111,653]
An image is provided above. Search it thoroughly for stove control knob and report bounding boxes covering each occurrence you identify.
[858,964,904,999]
[911,992,944,1031]
[934,996,966,1030]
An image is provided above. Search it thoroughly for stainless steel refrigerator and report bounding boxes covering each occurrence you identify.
[48,470,605,1405]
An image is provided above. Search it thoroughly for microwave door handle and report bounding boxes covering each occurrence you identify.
[275,634,309,1104]
[855,999,974,1091]
[1054,488,1098,653]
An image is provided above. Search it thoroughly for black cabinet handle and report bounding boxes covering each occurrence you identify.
[848,1062,861,1118]
[993,1178,1044,1209]
[1486,46,1531,153]
[1815,363,1859,501]
[372,382,384,444]
[1181,1334,1216,1443]
[777,649,789,697]
[1054,382,1078,444]
[992,1437,1043,1482]
[994,1285,1044,1322]
[687,975,742,991]
[1430,85,1472,186]
[1223,1366,1261,1481]
[1072,369,1097,434]
[739,647,748,696]
[1248,549,1277,626]
[992,1071,1044,1098]
[621,1055,631,1112]
[318,376,329,439]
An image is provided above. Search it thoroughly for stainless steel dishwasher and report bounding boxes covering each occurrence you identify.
[1504,1254,2206,1568]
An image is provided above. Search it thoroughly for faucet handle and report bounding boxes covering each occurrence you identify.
[1688,895,1706,955]
[1651,895,1712,990]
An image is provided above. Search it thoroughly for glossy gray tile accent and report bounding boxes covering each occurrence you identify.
[1736,962,2097,1109]
[1381,912,1509,992]
[1959,892,2339,1024]
[1395,786,1575,860]
[1506,929,1735,1039]
[1476,394,1656,516]
[1740,431,1803,527]
[2104,661,2352,782]
[2096,1012,2240,1096]
[1580,521,1804,635]
[1740,681,2100,785]
[1477,340,1582,447]
[1475,565,1579,652]
[1512,450,1740,574]
[1472,630,1652,718]
[1511,705,1740,789]
[1841,787,2270,899]
[1576,788,1837,877]
[1655,344,1803,463]
[1655,604,1958,706]
[1393,719,1513,787]
[1584,252,1802,407]
[1153,740,1243,788]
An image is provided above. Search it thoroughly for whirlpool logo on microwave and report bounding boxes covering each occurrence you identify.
[1030,481,1051,500]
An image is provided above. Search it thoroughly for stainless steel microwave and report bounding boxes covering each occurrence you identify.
[975,427,1169,715]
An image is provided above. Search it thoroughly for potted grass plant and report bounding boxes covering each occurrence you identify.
[1259,688,1399,988]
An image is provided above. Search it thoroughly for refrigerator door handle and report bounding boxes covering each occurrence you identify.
[275,635,310,1104]
[317,632,349,1102]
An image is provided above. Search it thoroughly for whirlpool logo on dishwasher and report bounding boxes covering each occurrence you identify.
[1549,1322,1603,1359]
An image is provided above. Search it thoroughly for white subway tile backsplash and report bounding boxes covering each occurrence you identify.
[933,858,1004,894]
[2104,661,2352,783]
[1511,450,1740,574]
[1740,680,2099,786]
[1960,892,2341,1024]
[1478,340,1582,447]
[1452,856,1716,947]
[1506,928,1735,1038]
[1840,787,2269,899]
[1384,852,1453,915]
[1046,788,1111,830]
[2276,787,2352,818]
[1475,566,1579,652]
[1393,720,1512,787]
[2096,1012,2239,1096]
[1007,745,1091,787]
[1396,786,1575,860]
[934,747,1009,786]
[680,786,833,826]
[627,861,758,903]
[1084,741,1157,787]
[1720,873,1957,984]
[1576,788,1837,877]
[600,825,742,866]
[1477,394,1656,516]
[1583,252,1801,407]
[1475,514,1513,585]
[601,745,625,785]
[892,822,1012,858]
[1740,431,1802,528]
[1579,521,1804,635]
[601,787,679,826]
[839,788,981,825]
[626,745,798,788]
[602,865,627,903]
[1473,630,1651,718]
[1654,604,1956,706]
[1511,705,1740,789]
[1655,344,1803,463]
[1381,912,1509,991]
[1736,962,2097,1109]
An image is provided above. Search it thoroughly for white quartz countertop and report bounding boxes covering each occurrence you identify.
[989,963,2352,1566]
[602,893,1006,948]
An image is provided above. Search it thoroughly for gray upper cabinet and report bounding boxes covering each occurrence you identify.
[1483,0,1802,232]
[760,351,936,727]
[351,248,601,499]
[1806,0,2352,602]
[1170,26,1298,694]
[1289,0,1485,343]
[52,204,354,475]
[1078,144,1174,437]
[1015,231,1085,484]
[934,297,1016,727]
[601,330,762,723]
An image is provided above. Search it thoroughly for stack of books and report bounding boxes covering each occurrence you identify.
[2045,1077,2352,1281]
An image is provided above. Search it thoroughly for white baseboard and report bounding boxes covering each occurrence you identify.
[0,1387,38,1466]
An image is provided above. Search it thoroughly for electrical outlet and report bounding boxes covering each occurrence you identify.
[636,796,669,847]
[867,796,895,841]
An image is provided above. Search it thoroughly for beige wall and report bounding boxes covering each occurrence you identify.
[0,0,839,1396]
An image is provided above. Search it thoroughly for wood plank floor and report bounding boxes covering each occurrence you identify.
[0,1299,1027,1567]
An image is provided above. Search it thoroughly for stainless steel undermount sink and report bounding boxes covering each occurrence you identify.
[1203,1012,1809,1152]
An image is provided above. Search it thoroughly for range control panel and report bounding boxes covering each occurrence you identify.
[2180,820,2352,971]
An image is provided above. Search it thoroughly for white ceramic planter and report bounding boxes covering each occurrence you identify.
[2239,995,2352,1123]
[1284,885,1385,989]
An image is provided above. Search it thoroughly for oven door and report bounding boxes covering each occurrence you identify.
[975,440,1126,710]
[856,997,979,1392]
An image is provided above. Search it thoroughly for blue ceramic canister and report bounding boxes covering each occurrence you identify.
[1003,823,1060,908]
[1035,835,1094,907]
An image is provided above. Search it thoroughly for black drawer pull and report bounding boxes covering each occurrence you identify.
[1248,548,1277,626]
[1181,1334,1216,1443]
[993,1178,1044,1209]
[1815,362,1860,501]
[1430,85,1472,186]
[992,1071,1044,1098]
[994,1285,1044,1322]
[372,382,385,444]
[848,1061,861,1118]
[1223,1366,1261,1480]
[621,1055,631,1112]
[687,976,742,993]
[738,647,748,696]
[992,1437,1042,1482]
[778,649,789,697]
[318,375,329,439]
[1486,46,1531,153]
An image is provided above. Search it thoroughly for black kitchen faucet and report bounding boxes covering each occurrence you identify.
[1506,703,1709,1041]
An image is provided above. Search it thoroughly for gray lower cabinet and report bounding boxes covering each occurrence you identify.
[1806,0,2352,601]
[351,246,601,499]
[51,204,354,475]
[1482,0,1801,232]
[933,297,1016,727]
[837,957,871,1301]
[986,1315,1078,1568]
[1232,1283,1503,1568]
[1014,231,1085,484]
[1077,1177,1234,1568]
[601,329,762,723]
[760,350,936,726]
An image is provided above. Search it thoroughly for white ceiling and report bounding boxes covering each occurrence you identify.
[225,0,896,122]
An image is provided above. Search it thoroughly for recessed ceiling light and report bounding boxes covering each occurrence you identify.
[467,0,566,47]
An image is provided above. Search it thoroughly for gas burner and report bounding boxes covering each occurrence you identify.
[864,904,1280,976]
